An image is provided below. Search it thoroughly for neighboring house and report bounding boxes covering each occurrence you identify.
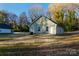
[0,24,12,33]
[29,16,64,34]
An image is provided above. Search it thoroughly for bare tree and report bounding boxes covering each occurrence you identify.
[19,12,29,32]
[7,13,19,31]
[28,4,45,22]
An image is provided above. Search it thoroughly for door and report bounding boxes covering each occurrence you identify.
[49,26,56,34]
[49,27,53,34]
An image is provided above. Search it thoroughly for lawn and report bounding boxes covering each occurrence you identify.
[0,32,79,56]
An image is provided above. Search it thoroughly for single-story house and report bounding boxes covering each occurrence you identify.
[29,16,64,34]
[0,24,12,33]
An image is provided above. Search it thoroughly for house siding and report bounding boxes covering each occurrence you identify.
[46,18,57,34]
[29,17,64,34]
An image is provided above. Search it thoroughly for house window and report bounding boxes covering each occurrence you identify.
[46,26,48,31]
[38,27,40,31]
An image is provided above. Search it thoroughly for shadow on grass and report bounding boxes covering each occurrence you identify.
[56,32,79,36]
[0,42,79,56]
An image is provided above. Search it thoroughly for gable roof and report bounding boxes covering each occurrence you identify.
[29,16,59,26]
[0,24,11,29]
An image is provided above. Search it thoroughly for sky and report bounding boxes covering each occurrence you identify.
[0,3,49,16]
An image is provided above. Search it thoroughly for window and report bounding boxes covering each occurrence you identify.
[38,27,40,31]
[46,26,48,31]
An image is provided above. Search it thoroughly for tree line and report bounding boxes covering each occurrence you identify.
[0,4,79,32]
[49,3,79,31]
[28,4,79,32]
[0,10,29,32]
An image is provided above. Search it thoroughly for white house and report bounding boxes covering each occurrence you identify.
[29,16,64,34]
[0,24,12,33]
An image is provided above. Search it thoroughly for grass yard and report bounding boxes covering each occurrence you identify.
[0,33,27,41]
[0,32,79,55]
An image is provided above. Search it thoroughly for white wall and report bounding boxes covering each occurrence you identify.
[30,17,47,34]
[49,26,56,34]
[29,17,57,34]
[0,29,12,33]
[46,19,57,34]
